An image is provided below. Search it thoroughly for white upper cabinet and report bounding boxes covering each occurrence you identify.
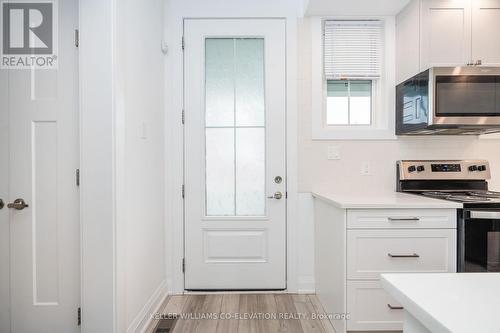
[420,0,471,69]
[471,0,500,66]
[397,0,500,84]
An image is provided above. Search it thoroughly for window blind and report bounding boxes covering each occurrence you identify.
[323,20,383,80]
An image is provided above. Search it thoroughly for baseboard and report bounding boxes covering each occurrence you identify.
[127,279,168,333]
[297,276,315,294]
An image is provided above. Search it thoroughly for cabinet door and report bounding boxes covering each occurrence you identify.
[420,0,471,69]
[396,0,421,84]
[472,0,500,66]
[347,280,404,331]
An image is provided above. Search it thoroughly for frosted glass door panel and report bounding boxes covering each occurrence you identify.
[235,39,265,126]
[205,38,266,217]
[206,39,235,127]
[206,128,235,216]
[236,128,265,216]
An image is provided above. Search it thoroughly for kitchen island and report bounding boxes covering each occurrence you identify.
[381,273,500,333]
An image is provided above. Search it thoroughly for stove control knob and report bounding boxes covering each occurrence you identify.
[417,165,425,172]
[478,165,487,172]
[408,165,417,173]
[469,165,478,172]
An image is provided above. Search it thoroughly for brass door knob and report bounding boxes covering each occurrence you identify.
[7,198,29,210]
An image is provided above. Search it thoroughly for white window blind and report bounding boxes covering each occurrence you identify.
[323,20,383,80]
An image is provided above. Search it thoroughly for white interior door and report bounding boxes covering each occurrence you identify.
[184,19,286,290]
[0,0,80,332]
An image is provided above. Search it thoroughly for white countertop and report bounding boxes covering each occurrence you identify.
[311,190,462,209]
[381,273,500,333]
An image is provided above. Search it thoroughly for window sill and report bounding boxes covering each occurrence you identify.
[312,126,397,141]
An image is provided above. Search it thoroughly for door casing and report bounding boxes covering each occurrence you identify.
[163,16,300,293]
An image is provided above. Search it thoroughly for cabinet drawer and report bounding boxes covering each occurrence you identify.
[347,229,456,279]
[347,209,456,229]
[347,280,404,331]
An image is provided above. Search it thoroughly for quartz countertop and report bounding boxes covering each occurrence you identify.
[381,273,500,333]
[311,190,462,209]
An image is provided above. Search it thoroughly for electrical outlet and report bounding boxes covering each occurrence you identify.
[327,146,341,160]
[361,162,372,176]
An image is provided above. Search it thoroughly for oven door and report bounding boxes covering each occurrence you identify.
[431,67,500,126]
[458,210,500,272]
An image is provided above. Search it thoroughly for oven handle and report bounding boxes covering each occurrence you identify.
[469,211,500,219]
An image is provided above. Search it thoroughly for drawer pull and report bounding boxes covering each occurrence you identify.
[388,253,420,258]
[387,304,404,310]
[387,217,420,222]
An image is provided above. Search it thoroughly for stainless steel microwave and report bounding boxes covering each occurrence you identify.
[396,67,500,135]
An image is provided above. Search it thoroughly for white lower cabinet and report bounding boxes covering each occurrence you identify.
[347,280,404,331]
[314,201,457,333]
[347,229,456,280]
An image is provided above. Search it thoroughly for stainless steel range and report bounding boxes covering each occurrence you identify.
[397,160,500,272]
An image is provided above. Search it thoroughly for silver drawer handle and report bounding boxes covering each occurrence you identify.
[387,304,404,310]
[388,217,420,222]
[388,253,420,258]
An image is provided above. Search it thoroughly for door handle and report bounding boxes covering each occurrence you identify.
[387,304,404,310]
[267,192,283,200]
[7,198,29,210]
[0,199,4,210]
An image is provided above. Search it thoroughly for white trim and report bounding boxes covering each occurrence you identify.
[80,0,117,331]
[126,280,168,333]
[164,15,300,293]
[311,16,397,140]
[285,17,300,293]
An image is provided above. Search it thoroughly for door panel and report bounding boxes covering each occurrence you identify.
[184,19,286,290]
[420,0,471,69]
[472,0,500,66]
[1,0,80,332]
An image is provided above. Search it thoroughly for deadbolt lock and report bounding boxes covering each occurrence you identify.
[274,176,283,184]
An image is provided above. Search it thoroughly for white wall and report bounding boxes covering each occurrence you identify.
[298,17,500,194]
[115,0,166,332]
[81,0,166,332]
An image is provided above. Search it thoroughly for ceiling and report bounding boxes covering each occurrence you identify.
[304,0,411,16]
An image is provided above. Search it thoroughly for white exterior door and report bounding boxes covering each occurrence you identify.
[0,0,80,332]
[184,19,287,290]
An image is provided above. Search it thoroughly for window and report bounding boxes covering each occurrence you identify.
[324,20,381,127]
[312,17,395,140]
[327,80,372,125]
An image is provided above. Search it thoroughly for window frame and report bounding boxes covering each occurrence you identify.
[311,16,397,140]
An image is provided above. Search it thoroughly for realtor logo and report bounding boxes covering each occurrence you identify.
[1,0,58,69]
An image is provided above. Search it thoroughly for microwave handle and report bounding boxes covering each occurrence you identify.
[469,211,500,219]
[415,97,421,119]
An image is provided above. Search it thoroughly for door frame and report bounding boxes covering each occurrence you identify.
[164,16,299,294]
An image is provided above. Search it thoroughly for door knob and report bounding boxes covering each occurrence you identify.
[0,199,4,210]
[7,198,29,210]
[267,192,283,200]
